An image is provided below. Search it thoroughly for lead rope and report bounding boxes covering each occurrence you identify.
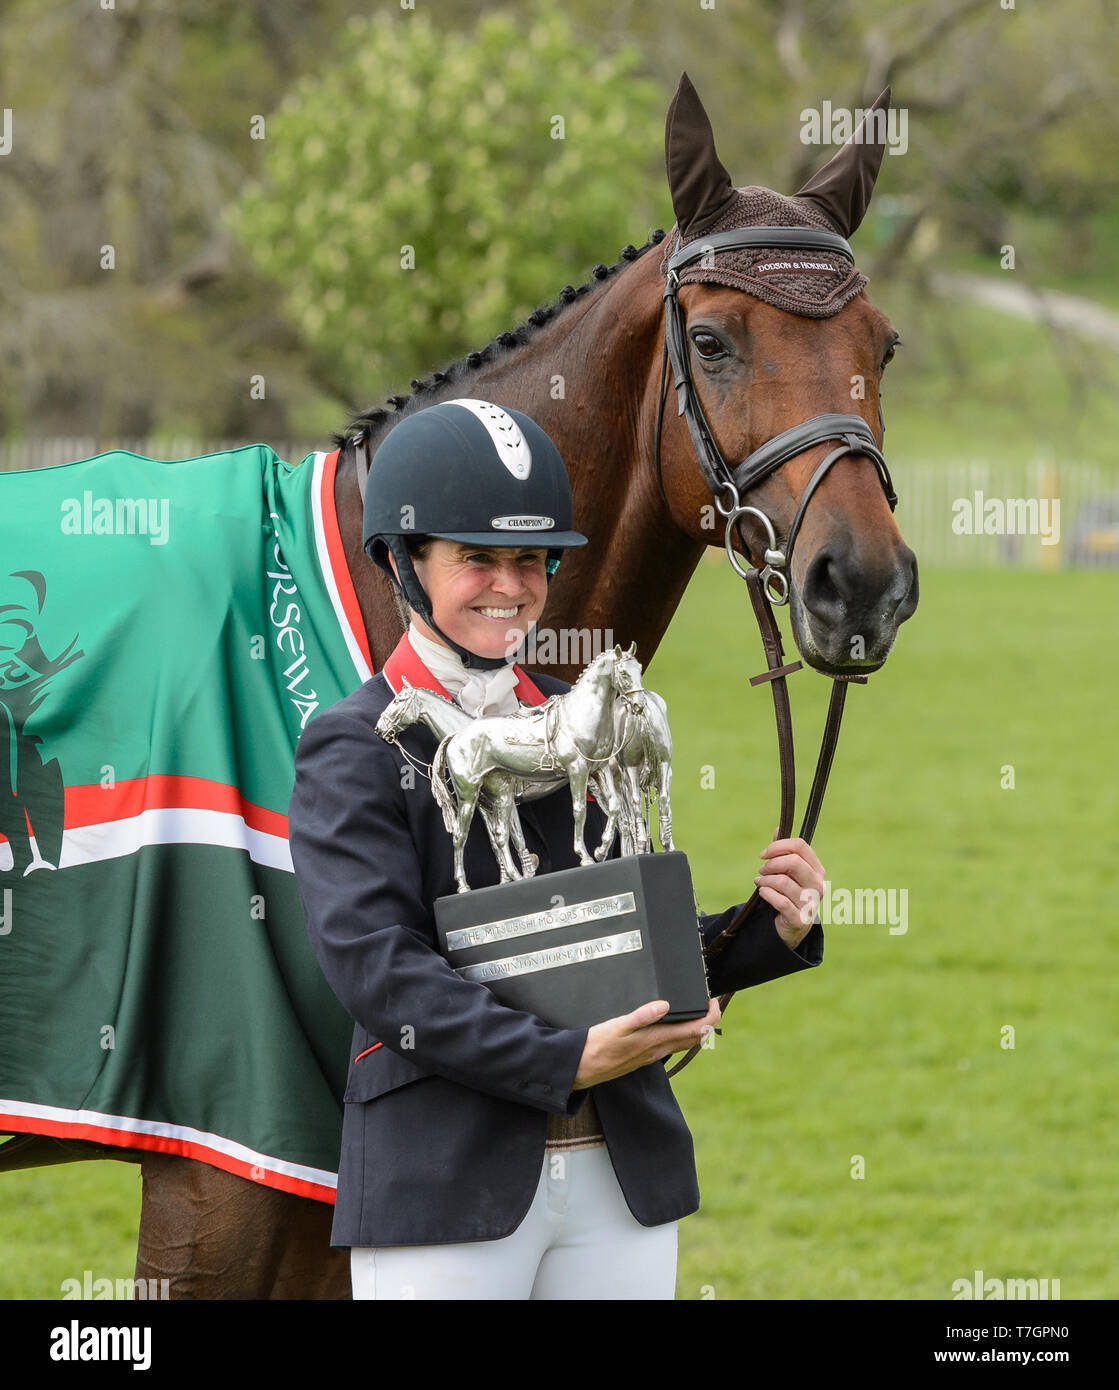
[665,566,864,1078]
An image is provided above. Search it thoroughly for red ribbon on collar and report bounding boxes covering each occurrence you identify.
[381,633,593,800]
[381,631,549,707]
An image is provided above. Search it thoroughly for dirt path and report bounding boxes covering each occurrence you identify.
[929,272,1119,354]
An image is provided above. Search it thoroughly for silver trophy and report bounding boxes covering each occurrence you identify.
[376,644,708,1028]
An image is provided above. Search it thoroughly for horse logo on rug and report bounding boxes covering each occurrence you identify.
[0,570,83,876]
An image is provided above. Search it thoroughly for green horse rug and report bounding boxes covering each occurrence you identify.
[0,444,371,1201]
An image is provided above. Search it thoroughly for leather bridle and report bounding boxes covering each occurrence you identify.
[656,224,897,603]
[655,224,900,1076]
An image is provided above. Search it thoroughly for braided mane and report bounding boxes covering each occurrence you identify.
[333,230,667,448]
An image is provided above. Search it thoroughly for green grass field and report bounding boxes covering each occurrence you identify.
[2,564,1115,1299]
[651,562,1117,1300]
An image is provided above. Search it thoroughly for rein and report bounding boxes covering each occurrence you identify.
[656,225,899,1078]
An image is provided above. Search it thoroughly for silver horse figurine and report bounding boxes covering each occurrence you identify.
[608,687,674,857]
[429,644,644,893]
[376,681,537,879]
[375,678,632,864]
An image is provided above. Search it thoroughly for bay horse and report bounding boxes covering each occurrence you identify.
[2,74,917,1298]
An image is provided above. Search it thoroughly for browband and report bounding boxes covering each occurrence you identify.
[666,225,855,278]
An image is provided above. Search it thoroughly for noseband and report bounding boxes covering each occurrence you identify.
[655,225,898,603]
[656,225,901,1076]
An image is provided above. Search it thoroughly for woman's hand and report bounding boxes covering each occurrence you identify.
[573,997,721,1089]
[755,833,825,950]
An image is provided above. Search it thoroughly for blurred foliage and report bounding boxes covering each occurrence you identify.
[227,5,664,401]
[0,0,1117,447]
[0,0,376,440]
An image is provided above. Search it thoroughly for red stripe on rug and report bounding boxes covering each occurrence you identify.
[60,776,289,836]
[319,448,375,675]
[0,1112,335,1204]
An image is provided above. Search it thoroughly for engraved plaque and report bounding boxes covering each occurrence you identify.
[435,852,709,1030]
[444,892,636,952]
[456,930,644,984]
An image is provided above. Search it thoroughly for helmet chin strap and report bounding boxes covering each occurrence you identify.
[385,537,517,672]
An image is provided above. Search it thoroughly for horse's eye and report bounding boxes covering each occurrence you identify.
[690,331,726,360]
[881,337,901,370]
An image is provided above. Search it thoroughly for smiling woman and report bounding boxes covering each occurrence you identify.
[389,541,550,663]
[360,399,588,673]
[287,397,825,1301]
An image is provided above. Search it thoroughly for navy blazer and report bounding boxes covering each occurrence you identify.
[288,668,824,1248]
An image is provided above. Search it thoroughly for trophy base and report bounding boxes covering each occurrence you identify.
[434,852,710,1031]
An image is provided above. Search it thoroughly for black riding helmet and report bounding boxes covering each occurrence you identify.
[362,399,588,669]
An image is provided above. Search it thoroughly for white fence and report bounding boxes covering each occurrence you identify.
[891,457,1116,569]
[2,440,1116,569]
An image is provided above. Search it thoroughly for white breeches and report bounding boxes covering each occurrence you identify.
[349,1145,678,1300]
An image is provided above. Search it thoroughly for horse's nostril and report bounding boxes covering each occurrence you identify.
[801,548,849,626]
[801,543,918,642]
[895,547,920,622]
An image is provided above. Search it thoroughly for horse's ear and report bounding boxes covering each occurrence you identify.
[792,88,891,238]
[665,71,736,240]
[613,643,622,657]
[626,641,636,657]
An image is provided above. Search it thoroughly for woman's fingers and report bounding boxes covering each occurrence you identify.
[762,835,825,881]
[619,1000,672,1032]
[650,998,721,1059]
[760,853,821,891]
[759,836,825,925]
[622,999,719,1058]
[579,1000,722,1087]
[756,881,801,926]
[755,870,819,921]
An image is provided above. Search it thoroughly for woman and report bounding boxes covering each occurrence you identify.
[288,399,826,1300]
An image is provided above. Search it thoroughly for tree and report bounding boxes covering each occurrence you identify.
[0,0,373,442]
[227,4,666,403]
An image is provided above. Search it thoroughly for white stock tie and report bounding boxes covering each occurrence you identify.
[406,623,523,718]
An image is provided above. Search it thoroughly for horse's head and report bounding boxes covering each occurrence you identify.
[376,676,424,743]
[578,643,642,698]
[655,74,918,676]
[609,641,645,714]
